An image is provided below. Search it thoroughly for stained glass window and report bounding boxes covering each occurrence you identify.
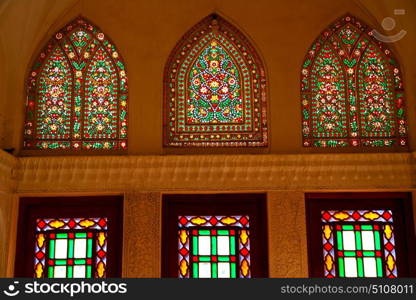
[164,14,268,147]
[301,14,407,147]
[321,210,396,278]
[178,215,250,278]
[34,217,108,278]
[24,17,128,150]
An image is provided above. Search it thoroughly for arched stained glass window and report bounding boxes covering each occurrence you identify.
[164,14,268,147]
[301,15,407,147]
[24,17,128,150]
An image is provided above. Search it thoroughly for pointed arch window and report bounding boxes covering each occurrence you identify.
[24,17,128,150]
[301,15,407,147]
[164,14,268,147]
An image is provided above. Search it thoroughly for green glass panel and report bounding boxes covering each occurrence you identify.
[374,231,381,250]
[198,230,210,236]
[67,265,73,278]
[68,239,74,259]
[217,230,229,236]
[192,236,198,256]
[212,263,218,278]
[87,238,93,258]
[363,251,375,257]
[344,251,356,257]
[48,266,54,278]
[336,231,343,250]
[55,259,67,265]
[230,263,237,278]
[218,256,230,262]
[193,262,198,278]
[199,256,211,262]
[230,236,236,255]
[361,225,373,231]
[355,231,362,250]
[56,233,68,239]
[49,239,55,259]
[74,259,86,265]
[75,232,87,238]
[86,265,92,278]
[211,236,217,255]
[357,257,364,277]
[342,225,354,230]
[338,257,345,277]
[376,257,383,277]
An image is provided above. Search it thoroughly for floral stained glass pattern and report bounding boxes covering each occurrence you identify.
[178,215,250,278]
[321,210,397,278]
[301,15,407,147]
[164,14,267,147]
[34,217,108,278]
[24,17,128,150]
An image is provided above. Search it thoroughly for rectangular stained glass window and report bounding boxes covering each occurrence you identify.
[178,216,250,278]
[321,210,397,278]
[34,217,108,278]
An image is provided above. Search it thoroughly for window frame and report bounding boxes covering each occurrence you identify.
[15,196,124,277]
[306,192,416,277]
[162,193,269,277]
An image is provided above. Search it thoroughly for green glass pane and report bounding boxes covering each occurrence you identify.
[361,225,373,231]
[74,259,86,265]
[212,263,218,278]
[87,238,93,258]
[211,236,217,256]
[56,233,68,239]
[49,239,55,259]
[68,239,74,259]
[355,231,362,250]
[342,225,354,230]
[67,265,73,278]
[198,230,210,236]
[199,256,210,262]
[218,256,230,262]
[357,257,364,277]
[374,231,381,250]
[192,236,198,256]
[338,258,345,277]
[230,263,237,278]
[336,231,343,250]
[75,232,87,238]
[230,236,236,255]
[86,265,92,278]
[193,262,198,278]
[48,266,54,278]
[376,257,383,277]
[344,251,356,257]
[217,230,229,236]
[55,259,67,265]
[363,251,375,257]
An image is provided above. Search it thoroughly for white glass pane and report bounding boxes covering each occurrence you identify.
[199,262,211,278]
[73,265,86,278]
[74,238,87,258]
[217,236,230,255]
[344,257,358,277]
[361,231,375,250]
[342,231,356,250]
[218,262,230,278]
[55,239,68,259]
[363,257,377,277]
[198,236,211,255]
[54,266,67,278]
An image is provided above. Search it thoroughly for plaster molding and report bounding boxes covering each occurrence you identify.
[0,150,17,193]
[16,153,415,193]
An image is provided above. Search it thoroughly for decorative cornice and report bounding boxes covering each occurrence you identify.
[0,150,18,193]
[15,153,415,193]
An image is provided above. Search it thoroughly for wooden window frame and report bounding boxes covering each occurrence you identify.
[15,196,124,277]
[162,193,269,277]
[306,192,416,277]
